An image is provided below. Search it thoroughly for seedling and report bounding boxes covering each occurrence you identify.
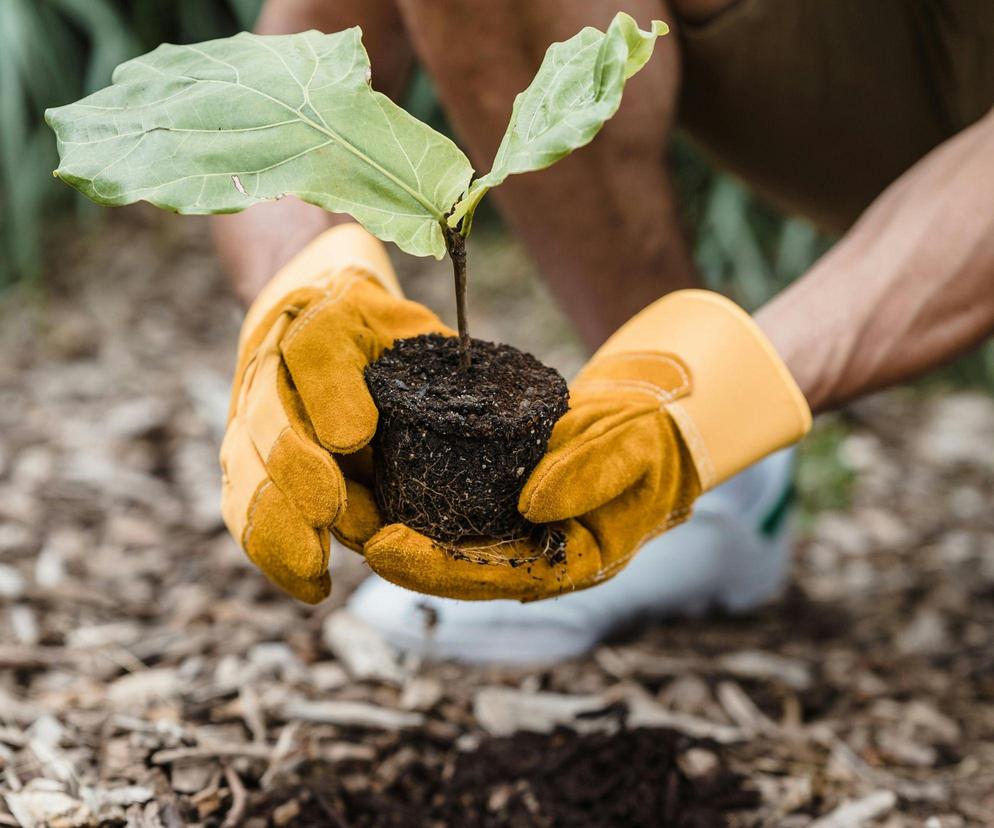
[46,14,667,541]
[46,13,666,368]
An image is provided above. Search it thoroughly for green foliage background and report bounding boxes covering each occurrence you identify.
[0,0,263,286]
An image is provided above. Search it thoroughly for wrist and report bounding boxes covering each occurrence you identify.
[753,273,849,414]
[753,301,819,412]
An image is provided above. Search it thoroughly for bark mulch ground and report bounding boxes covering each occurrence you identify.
[0,211,992,826]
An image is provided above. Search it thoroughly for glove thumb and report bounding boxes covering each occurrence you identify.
[519,405,659,523]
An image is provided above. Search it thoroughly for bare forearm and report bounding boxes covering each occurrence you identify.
[213,0,413,305]
[756,109,994,413]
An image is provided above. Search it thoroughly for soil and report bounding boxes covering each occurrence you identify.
[365,333,569,541]
[259,728,757,827]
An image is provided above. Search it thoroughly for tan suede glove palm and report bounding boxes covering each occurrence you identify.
[362,290,811,602]
[220,224,448,603]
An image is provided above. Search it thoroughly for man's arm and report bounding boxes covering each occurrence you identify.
[211,0,413,306]
[755,108,994,413]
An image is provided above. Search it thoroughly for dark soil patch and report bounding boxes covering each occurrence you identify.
[255,728,756,827]
[365,333,568,541]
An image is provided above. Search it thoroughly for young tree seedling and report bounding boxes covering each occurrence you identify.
[46,13,667,369]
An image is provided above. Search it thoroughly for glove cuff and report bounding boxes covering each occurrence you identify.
[594,289,811,490]
[240,223,401,350]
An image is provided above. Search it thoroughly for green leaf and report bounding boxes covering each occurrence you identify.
[45,29,473,258]
[449,13,667,231]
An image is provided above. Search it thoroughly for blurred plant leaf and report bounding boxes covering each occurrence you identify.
[47,29,474,259]
[796,417,856,521]
[776,218,820,281]
[225,0,263,31]
[49,0,139,92]
[0,0,49,282]
[0,0,261,287]
[703,177,773,309]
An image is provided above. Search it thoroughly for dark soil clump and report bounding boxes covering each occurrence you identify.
[267,727,757,827]
[365,333,569,541]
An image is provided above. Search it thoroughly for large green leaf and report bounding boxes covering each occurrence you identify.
[46,29,473,258]
[449,13,667,231]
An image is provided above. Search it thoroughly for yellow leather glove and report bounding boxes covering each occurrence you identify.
[361,290,811,601]
[220,223,449,603]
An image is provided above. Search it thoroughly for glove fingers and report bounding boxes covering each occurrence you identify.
[281,279,381,454]
[332,478,383,553]
[264,425,346,528]
[244,480,331,584]
[249,553,332,605]
[282,278,452,454]
[363,521,602,601]
[240,321,346,527]
[220,414,267,547]
[579,482,696,570]
[329,448,381,551]
[359,285,454,342]
[520,404,658,523]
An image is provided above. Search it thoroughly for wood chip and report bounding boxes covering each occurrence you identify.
[623,688,746,744]
[718,650,813,691]
[4,781,89,828]
[399,677,444,711]
[716,681,778,736]
[594,647,701,679]
[473,688,607,737]
[278,698,423,730]
[170,759,217,794]
[808,790,897,828]
[272,798,301,826]
[152,744,274,764]
[0,645,80,670]
[106,669,181,710]
[322,610,406,685]
[221,766,246,828]
[677,748,719,779]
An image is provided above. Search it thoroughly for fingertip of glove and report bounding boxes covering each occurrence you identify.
[364,523,419,558]
[289,573,332,604]
[267,429,347,527]
[363,523,442,590]
[245,484,331,580]
[518,459,573,523]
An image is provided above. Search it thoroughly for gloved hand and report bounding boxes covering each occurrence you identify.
[361,290,811,601]
[220,223,449,603]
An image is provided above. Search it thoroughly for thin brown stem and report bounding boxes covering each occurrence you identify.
[443,224,471,369]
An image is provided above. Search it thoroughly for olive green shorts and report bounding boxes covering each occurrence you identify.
[677,0,994,232]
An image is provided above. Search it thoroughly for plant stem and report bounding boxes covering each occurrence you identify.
[443,225,471,369]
